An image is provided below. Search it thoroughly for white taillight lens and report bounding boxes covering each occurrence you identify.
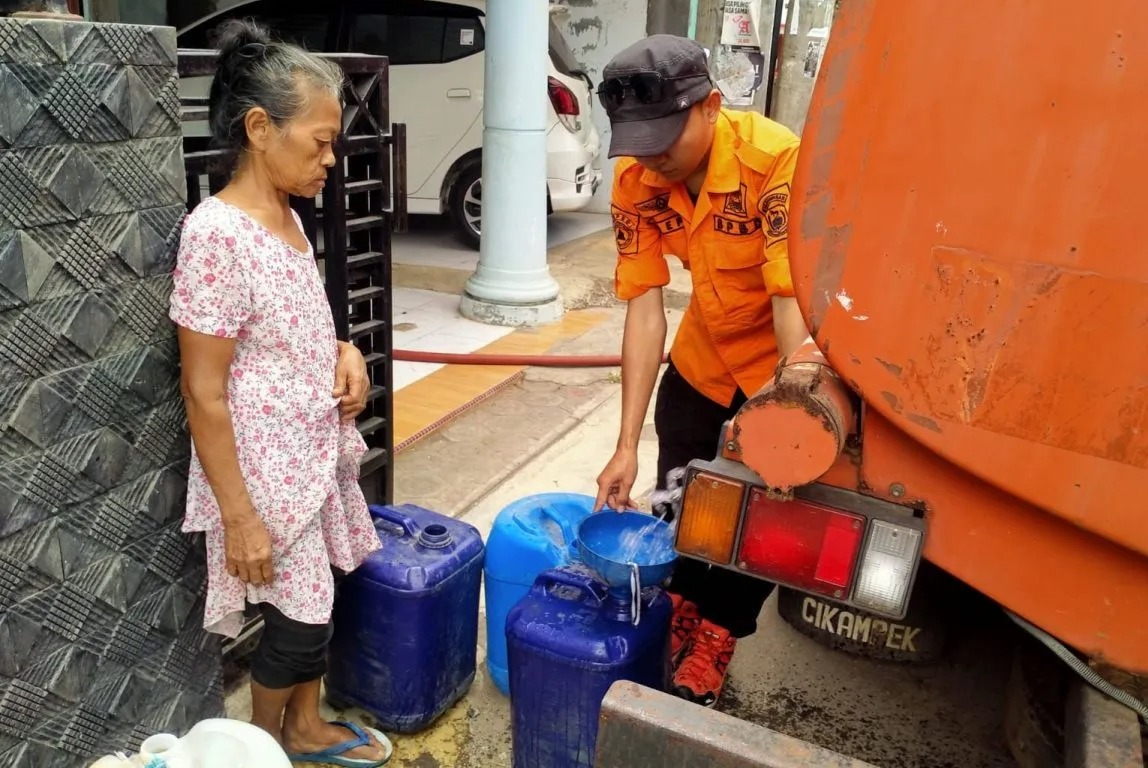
[850,520,922,617]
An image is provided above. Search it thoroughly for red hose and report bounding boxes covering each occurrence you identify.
[393,349,669,367]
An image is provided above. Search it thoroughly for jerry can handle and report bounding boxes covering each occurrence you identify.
[368,504,418,538]
[629,563,641,626]
[533,568,609,606]
[537,503,579,553]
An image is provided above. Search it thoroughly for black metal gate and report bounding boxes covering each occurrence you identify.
[177,51,405,668]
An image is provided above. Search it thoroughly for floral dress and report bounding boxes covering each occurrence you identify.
[169,197,381,638]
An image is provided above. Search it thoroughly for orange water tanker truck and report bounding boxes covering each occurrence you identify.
[595,1,1148,765]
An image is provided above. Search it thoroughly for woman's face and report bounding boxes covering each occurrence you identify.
[246,84,341,198]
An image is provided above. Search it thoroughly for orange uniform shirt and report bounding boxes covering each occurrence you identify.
[611,109,800,407]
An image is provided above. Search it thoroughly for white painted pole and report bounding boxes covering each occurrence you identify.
[460,0,563,326]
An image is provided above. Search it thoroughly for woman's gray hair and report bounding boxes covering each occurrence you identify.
[207,19,345,174]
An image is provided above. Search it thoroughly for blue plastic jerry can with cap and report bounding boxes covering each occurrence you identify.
[484,492,596,695]
[506,566,672,768]
[325,504,485,733]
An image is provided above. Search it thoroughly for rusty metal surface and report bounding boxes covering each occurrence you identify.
[790,0,1148,674]
[734,341,856,491]
[595,681,878,768]
[1065,681,1145,768]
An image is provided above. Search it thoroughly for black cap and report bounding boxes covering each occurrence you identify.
[601,35,714,159]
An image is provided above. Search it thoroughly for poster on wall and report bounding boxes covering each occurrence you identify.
[712,46,765,107]
[715,0,767,107]
[721,0,762,48]
[803,28,830,79]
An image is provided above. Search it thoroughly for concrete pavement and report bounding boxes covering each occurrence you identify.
[381,316,1016,767]
[225,224,1015,767]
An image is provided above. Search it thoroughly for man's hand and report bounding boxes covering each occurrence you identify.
[222,509,274,585]
[334,341,370,422]
[594,447,640,512]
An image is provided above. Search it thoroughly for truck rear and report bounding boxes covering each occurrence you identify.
[598,0,1148,764]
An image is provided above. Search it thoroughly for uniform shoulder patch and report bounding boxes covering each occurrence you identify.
[758,182,791,246]
[611,204,639,254]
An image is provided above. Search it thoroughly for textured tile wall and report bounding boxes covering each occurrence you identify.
[0,18,222,767]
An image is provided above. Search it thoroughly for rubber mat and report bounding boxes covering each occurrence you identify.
[0,19,223,767]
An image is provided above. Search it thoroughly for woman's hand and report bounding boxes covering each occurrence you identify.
[223,510,274,585]
[334,341,370,422]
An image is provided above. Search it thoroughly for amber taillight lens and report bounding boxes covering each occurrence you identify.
[675,471,745,564]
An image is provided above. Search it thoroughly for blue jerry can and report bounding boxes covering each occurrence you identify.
[484,492,595,695]
[325,504,485,733]
[506,566,672,768]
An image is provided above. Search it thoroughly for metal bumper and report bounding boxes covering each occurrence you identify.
[597,679,1145,768]
[595,682,878,768]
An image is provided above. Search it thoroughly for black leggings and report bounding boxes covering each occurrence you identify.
[655,361,776,639]
[250,603,333,690]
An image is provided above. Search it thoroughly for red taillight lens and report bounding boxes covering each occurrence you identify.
[547,77,580,115]
[737,488,864,598]
[548,77,581,132]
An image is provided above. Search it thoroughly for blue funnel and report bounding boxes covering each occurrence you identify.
[576,512,677,594]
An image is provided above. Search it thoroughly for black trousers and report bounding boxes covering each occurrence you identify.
[656,361,775,639]
[250,603,333,690]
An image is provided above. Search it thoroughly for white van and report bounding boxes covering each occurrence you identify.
[178,0,602,249]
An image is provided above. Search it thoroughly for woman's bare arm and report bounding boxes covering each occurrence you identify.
[177,325,272,584]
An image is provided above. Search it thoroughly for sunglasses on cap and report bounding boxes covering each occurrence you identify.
[596,72,712,113]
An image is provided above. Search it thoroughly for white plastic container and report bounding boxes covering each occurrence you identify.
[140,734,192,768]
[90,719,291,768]
[181,719,291,768]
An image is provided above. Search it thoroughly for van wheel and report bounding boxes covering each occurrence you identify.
[448,163,482,250]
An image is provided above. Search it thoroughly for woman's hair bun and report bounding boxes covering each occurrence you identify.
[212,18,274,64]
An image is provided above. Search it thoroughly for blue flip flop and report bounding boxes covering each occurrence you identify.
[287,721,393,767]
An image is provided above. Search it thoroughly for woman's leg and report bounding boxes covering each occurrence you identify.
[250,680,295,741]
[282,678,388,759]
[249,603,330,741]
[253,604,387,760]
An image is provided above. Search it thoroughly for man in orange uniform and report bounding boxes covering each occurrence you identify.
[593,35,810,707]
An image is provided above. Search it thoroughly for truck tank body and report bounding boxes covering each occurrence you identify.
[790,0,1148,674]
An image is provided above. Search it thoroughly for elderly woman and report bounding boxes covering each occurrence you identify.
[169,20,391,767]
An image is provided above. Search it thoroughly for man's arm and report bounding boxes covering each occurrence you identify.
[771,296,810,359]
[594,163,671,511]
[759,139,811,359]
[617,289,667,453]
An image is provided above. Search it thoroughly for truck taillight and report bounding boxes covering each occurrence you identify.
[676,471,744,564]
[674,460,926,621]
[548,77,580,133]
[851,520,923,617]
[737,489,864,599]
